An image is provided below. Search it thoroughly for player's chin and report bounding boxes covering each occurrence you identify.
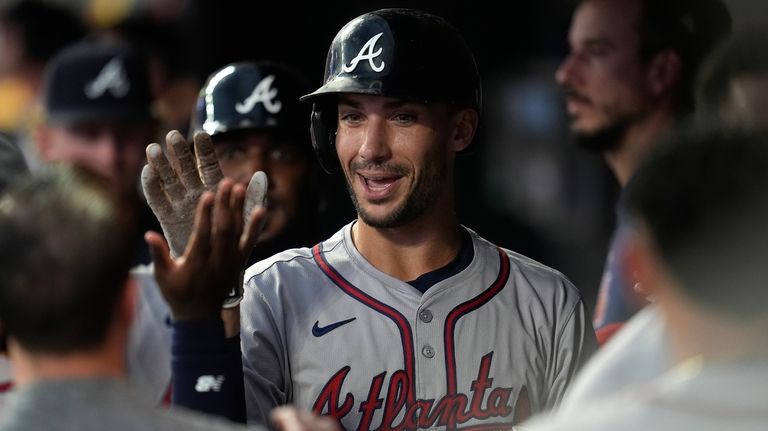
[573,121,614,140]
[356,198,407,226]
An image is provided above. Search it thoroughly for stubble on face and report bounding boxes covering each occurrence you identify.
[571,104,635,153]
[345,144,447,229]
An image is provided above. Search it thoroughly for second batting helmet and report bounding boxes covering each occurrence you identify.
[300,8,482,173]
[192,61,311,139]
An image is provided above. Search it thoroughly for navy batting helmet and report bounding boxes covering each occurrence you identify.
[192,61,311,140]
[300,8,482,173]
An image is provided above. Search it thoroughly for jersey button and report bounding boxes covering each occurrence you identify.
[422,344,435,358]
[419,310,433,323]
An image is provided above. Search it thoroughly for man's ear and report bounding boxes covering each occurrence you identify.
[449,108,479,152]
[647,49,682,98]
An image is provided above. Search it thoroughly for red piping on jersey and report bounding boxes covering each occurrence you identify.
[0,381,13,392]
[312,243,416,405]
[444,248,510,395]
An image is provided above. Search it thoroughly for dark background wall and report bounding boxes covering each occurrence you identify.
[15,0,768,315]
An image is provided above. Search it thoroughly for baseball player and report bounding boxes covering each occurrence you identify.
[147,8,597,430]
[187,61,350,265]
[129,61,352,412]
[0,39,170,411]
[242,9,596,429]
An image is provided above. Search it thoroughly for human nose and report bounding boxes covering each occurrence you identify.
[555,52,580,87]
[358,117,391,162]
[91,132,120,176]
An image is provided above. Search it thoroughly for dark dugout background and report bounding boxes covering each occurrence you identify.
[22,0,768,315]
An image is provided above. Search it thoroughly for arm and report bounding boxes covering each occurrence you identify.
[171,318,247,422]
[143,130,267,422]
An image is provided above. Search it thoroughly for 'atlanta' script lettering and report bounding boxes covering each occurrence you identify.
[312,352,521,429]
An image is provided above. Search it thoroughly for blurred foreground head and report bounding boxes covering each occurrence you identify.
[0,165,133,354]
[625,126,768,324]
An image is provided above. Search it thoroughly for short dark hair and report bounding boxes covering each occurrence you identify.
[624,126,768,320]
[695,31,768,119]
[0,166,133,353]
[635,0,731,113]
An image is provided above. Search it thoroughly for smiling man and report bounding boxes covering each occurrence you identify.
[229,8,597,430]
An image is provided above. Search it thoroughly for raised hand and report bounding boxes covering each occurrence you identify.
[145,179,265,320]
[142,130,267,258]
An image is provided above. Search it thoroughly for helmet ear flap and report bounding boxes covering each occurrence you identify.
[310,103,339,174]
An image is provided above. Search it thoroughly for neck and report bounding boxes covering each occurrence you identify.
[605,107,678,187]
[352,199,464,282]
[9,337,127,387]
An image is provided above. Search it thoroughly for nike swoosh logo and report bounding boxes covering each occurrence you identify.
[312,317,356,337]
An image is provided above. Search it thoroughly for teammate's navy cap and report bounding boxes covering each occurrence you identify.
[42,41,153,125]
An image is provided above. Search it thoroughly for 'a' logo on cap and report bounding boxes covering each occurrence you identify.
[343,32,385,73]
[84,57,130,99]
[235,75,282,114]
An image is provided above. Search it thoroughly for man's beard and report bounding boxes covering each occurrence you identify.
[573,115,633,153]
[345,151,445,229]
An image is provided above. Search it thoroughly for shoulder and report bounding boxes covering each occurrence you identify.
[471,229,579,296]
[245,224,348,281]
[245,246,316,280]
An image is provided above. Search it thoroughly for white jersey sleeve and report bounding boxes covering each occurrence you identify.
[240,223,597,429]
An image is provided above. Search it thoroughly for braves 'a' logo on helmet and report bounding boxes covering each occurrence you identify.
[342,32,386,73]
[236,74,282,114]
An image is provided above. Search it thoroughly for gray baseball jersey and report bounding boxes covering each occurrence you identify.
[241,222,596,430]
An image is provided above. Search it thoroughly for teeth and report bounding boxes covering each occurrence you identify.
[364,176,394,192]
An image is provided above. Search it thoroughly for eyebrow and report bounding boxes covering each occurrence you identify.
[582,37,615,50]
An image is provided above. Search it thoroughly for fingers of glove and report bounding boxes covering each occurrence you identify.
[145,231,173,280]
[211,179,237,259]
[230,182,246,242]
[193,131,224,189]
[166,130,203,191]
[244,170,268,220]
[146,143,187,202]
[184,191,215,266]
[140,164,173,215]
[240,206,266,253]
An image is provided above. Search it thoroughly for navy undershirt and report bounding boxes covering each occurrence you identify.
[406,229,474,294]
